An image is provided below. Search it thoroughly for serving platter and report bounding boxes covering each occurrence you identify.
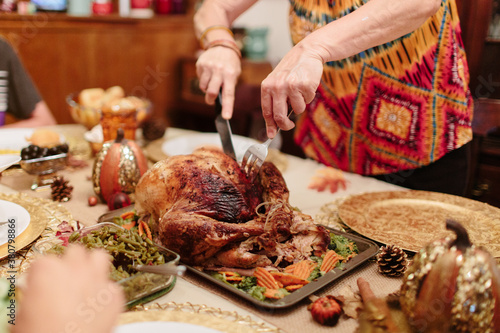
[114,321,223,333]
[185,227,378,310]
[146,134,288,172]
[338,190,500,257]
[117,302,277,333]
[161,132,259,162]
[99,207,378,310]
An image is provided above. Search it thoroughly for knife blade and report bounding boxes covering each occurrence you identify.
[215,92,237,160]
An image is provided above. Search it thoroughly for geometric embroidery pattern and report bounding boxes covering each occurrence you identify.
[292,0,473,175]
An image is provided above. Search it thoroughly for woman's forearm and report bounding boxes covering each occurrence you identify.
[193,0,258,40]
[299,0,442,63]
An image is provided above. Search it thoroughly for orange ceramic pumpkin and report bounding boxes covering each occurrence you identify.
[92,129,148,203]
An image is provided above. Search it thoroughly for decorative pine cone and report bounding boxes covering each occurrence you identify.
[376,244,408,277]
[50,176,73,202]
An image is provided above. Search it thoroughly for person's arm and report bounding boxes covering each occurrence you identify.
[261,0,442,137]
[194,0,258,119]
[2,100,57,128]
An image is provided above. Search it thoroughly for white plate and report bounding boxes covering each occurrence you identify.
[0,199,31,247]
[114,322,223,333]
[0,154,21,173]
[0,128,34,152]
[0,128,66,153]
[161,133,259,161]
[84,124,143,143]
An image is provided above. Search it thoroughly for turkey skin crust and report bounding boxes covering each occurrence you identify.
[135,147,330,268]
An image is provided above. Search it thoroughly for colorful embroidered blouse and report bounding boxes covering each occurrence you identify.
[291,0,473,175]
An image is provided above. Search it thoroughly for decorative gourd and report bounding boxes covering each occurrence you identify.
[92,128,148,203]
[400,219,500,332]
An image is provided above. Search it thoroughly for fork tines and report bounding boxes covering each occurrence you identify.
[241,137,273,180]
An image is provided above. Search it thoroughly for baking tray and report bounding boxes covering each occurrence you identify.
[98,210,379,310]
[185,227,378,310]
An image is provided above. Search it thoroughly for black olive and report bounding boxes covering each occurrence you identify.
[58,143,69,153]
[39,147,49,157]
[48,147,59,156]
[28,145,39,154]
[29,150,39,159]
[21,147,30,160]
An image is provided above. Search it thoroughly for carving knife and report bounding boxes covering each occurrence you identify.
[215,91,237,160]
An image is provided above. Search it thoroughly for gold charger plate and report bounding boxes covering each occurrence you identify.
[0,193,73,271]
[337,190,500,256]
[122,302,279,333]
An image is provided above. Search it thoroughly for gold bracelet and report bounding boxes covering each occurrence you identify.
[199,25,234,48]
[204,39,242,59]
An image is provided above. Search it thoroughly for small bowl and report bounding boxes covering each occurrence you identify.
[66,92,152,130]
[19,153,68,190]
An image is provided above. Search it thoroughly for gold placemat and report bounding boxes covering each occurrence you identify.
[129,302,281,333]
[337,190,500,257]
[0,193,73,275]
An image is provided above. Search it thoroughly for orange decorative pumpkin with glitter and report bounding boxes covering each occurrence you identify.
[92,128,148,203]
[400,219,500,332]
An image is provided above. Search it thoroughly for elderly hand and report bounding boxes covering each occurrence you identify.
[13,245,124,333]
[261,43,324,138]
[196,46,242,119]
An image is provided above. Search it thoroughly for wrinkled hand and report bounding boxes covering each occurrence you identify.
[196,47,242,119]
[261,44,324,138]
[14,245,125,333]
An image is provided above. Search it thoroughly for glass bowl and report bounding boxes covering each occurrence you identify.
[34,222,180,308]
[66,92,152,130]
[19,153,68,190]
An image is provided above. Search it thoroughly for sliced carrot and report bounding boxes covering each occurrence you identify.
[271,272,309,286]
[254,267,279,289]
[284,263,297,275]
[320,250,341,272]
[293,260,317,280]
[285,284,305,291]
[263,288,285,299]
[225,276,244,282]
[122,220,136,230]
[138,221,152,240]
[120,211,136,220]
[218,271,241,277]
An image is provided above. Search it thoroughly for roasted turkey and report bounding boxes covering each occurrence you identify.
[135,147,330,269]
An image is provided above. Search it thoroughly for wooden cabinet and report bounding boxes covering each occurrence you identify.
[0,10,198,125]
[469,99,500,207]
[458,0,500,207]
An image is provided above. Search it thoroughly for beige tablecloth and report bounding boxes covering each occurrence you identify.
[0,125,407,333]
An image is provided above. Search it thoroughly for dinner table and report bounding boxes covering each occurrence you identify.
[0,124,411,333]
